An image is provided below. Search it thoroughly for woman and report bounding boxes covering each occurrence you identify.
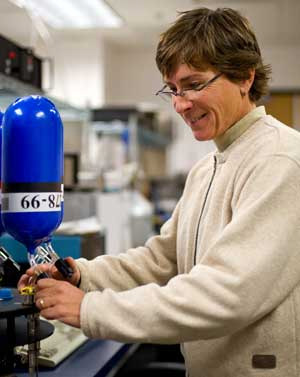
[19,8,300,376]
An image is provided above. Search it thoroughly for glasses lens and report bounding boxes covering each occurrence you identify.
[157,92,172,102]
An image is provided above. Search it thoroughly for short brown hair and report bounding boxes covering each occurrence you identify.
[156,8,271,102]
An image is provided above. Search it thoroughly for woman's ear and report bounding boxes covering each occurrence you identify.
[239,69,255,97]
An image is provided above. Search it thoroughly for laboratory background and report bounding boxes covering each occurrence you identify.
[0,0,299,376]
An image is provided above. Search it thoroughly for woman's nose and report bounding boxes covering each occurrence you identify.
[173,95,193,114]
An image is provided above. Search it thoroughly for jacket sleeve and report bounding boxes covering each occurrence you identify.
[76,199,180,293]
[79,155,300,344]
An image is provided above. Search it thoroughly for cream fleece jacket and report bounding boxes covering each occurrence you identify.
[76,107,300,376]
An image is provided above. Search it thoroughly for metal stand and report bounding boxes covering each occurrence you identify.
[0,289,54,377]
[23,294,39,377]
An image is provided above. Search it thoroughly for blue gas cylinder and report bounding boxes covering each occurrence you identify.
[1,96,64,254]
[0,111,5,236]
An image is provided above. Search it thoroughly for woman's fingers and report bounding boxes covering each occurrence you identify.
[17,258,81,293]
[35,279,84,327]
[17,273,31,291]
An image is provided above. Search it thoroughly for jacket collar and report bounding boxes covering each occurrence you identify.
[214,106,266,152]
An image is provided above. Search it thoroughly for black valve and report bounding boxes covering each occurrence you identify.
[54,258,73,279]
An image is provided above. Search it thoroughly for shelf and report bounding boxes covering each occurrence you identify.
[91,122,170,149]
[0,73,90,122]
[91,106,171,149]
[138,128,170,148]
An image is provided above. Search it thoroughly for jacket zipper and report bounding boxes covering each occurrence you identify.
[193,155,217,265]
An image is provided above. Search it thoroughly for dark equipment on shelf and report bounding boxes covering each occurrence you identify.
[19,48,42,89]
[0,35,42,89]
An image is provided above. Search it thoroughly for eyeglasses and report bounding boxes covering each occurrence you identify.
[155,72,222,102]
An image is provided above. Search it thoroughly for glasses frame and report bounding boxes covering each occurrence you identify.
[155,72,222,101]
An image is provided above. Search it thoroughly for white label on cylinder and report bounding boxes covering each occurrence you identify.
[1,192,63,213]
[61,183,64,202]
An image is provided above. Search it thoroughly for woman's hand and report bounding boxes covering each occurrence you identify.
[35,278,85,328]
[17,257,81,291]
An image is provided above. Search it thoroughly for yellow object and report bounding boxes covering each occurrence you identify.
[20,286,36,296]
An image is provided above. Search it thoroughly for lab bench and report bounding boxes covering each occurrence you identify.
[0,287,136,377]
[15,340,137,377]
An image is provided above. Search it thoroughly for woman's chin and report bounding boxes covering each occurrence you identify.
[192,130,213,141]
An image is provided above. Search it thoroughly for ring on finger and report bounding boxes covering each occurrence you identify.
[39,298,45,308]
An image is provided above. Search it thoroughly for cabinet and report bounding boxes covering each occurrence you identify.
[262,89,300,130]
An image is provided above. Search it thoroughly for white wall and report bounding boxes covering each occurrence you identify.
[37,34,105,109]
[104,44,162,107]
[263,44,300,89]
